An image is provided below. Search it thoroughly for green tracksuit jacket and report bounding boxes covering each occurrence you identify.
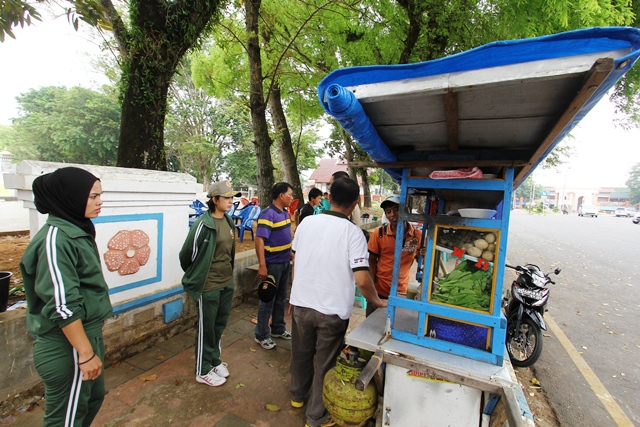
[20,216,113,338]
[179,211,236,301]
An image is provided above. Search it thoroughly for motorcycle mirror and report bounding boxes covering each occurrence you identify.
[554,268,562,275]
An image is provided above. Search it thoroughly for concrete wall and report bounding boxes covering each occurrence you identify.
[1,160,263,406]
[1,159,377,406]
[0,250,259,405]
[4,161,197,312]
[0,309,39,402]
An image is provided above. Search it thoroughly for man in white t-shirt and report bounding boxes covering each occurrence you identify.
[329,170,361,226]
[288,177,386,427]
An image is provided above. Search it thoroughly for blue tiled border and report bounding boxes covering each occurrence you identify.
[111,286,184,316]
[93,213,163,294]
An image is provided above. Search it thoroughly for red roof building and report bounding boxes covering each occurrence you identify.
[306,158,363,195]
[308,158,349,185]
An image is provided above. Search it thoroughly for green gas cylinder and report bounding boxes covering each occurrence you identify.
[322,349,377,427]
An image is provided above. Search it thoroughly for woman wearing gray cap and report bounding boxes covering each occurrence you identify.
[179,181,240,387]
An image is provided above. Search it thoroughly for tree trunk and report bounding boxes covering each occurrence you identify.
[200,164,211,192]
[245,0,274,208]
[103,0,223,171]
[359,168,372,208]
[340,128,354,175]
[269,83,303,202]
[396,0,424,65]
[340,128,363,207]
[117,54,173,170]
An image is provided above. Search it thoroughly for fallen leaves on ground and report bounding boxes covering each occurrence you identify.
[138,374,158,382]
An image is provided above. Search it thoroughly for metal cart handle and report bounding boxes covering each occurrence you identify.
[356,350,384,391]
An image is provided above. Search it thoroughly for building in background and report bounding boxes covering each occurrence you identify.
[307,158,350,193]
[541,185,630,213]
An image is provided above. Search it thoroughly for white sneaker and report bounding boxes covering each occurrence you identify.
[212,362,229,378]
[255,337,276,350]
[272,330,292,340]
[196,370,226,387]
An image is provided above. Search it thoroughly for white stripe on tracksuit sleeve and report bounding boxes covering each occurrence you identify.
[46,226,74,319]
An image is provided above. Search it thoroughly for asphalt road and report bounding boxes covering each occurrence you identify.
[506,210,640,426]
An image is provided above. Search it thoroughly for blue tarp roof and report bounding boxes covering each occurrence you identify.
[318,27,640,185]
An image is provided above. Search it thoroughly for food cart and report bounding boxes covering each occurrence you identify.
[317,27,640,426]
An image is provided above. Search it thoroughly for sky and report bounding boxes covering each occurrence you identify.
[533,98,640,189]
[0,8,639,188]
[0,6,108,125]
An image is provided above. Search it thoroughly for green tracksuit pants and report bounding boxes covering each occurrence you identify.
[33,334,106,427]
[195,284,234,376]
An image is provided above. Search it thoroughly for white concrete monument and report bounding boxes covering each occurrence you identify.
[4,160,199,314]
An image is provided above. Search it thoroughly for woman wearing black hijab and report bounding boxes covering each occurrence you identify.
[20,167,112,427]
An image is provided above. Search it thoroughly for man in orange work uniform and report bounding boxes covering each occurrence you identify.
[366,194,423,316]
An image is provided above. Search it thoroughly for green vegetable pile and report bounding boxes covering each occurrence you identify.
[431,260,492,311]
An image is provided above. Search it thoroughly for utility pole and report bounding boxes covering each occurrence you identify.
[561,166,571,212]
[530,177,535,208]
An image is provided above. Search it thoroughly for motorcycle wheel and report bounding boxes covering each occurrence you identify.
[506,316,543,367]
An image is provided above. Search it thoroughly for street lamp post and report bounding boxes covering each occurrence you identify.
[560,166,571,212]
[529,177,535,209]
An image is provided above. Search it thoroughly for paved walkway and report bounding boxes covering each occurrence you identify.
[0,201,368,426]
[11,298,367,427]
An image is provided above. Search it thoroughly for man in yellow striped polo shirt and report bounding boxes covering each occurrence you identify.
[254,182,294,350]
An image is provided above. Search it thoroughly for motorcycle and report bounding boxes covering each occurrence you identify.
[503,263,561,367]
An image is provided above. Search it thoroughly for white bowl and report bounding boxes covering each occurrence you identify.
[458,208,496,219]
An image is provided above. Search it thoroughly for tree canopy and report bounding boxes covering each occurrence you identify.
[165,60,252,191]
[7,86,120,165]
[3,0,230,171]
[0,0,41,42]
[514,177,544,204]
[626,162,640,204]
[3,0,640,201]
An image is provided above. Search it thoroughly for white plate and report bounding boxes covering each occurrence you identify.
[458,208,496,219]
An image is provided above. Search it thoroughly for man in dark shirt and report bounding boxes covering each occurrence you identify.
[298,188,323,225]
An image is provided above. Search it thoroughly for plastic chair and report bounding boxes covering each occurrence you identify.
[289,199,300,215]
[188,200,207,227]
[235,206,261,243]
[227,201,240,217]
[232,200,257,224]
[232,203,251,224]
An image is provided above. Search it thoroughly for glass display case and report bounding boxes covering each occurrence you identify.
[429,226,501,313]
[378,169,514,365]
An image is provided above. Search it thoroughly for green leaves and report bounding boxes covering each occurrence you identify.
[166,59,254,187]
[431,261,492,311]
[10,86,120,165]
[0,0,42,42]
[625,162,640,205]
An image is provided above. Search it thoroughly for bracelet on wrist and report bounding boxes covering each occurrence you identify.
[78,352,96,366]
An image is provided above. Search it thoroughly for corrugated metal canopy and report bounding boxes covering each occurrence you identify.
[318,27,640,187]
